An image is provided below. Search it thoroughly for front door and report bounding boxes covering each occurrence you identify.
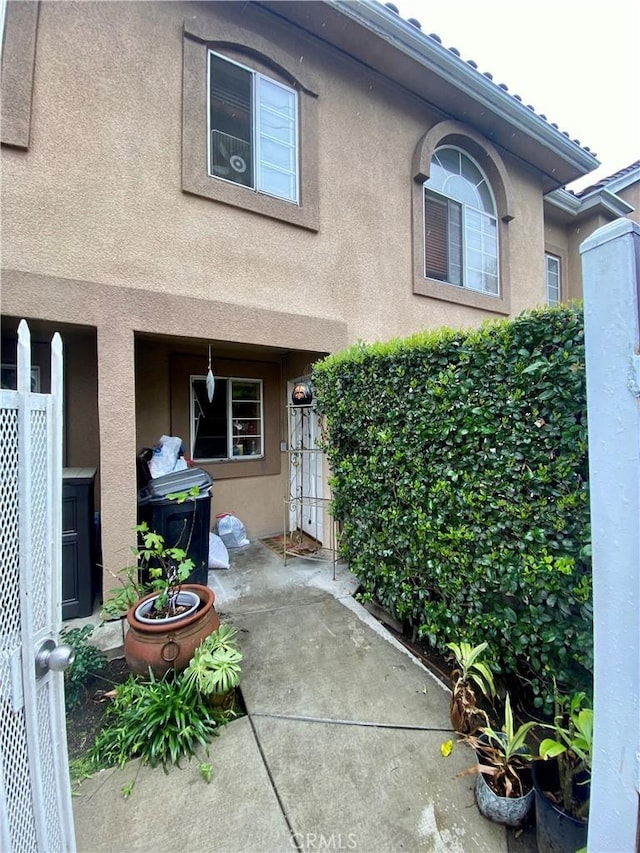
[288,380,323,544]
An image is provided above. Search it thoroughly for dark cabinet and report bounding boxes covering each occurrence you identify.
[62,468,97,620]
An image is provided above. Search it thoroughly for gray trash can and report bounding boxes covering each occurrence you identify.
[137,467,213,586]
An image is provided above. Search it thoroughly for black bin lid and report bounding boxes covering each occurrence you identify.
[138,467,213,503]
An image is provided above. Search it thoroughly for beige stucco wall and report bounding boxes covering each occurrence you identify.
[2,0,548,334]
[543,219,573,302]
[619,184,640,225]
[544,205,633,302]
[1,0,555,589]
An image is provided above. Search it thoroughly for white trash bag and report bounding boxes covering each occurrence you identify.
[148,434,187,479]
[208,532,230,570]
[216,513,250,549]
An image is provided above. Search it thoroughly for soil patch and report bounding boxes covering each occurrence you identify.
[66,657,131,763]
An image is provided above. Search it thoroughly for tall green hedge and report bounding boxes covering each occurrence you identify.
[313,304,592,708]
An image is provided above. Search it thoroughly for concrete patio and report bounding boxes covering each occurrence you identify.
[71,541,536,852]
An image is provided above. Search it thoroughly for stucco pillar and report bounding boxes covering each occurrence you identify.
[96,323,137,597]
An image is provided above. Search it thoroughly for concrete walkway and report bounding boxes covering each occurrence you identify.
[72,542,532,852]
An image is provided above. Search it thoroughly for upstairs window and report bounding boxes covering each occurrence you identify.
[545,253,561,306]
[424,148,499,296]
[191,376,263,462]
[208,51,298,204]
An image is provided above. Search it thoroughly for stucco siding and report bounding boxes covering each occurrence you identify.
[1,0,564,589]
[2,0,547,340]
[619,184,640,225]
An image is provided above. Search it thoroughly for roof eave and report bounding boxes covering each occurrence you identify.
[581,164,640,198]
[325,0,599,179]
[546,187,634,220]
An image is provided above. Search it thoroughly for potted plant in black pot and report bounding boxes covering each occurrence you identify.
[532,690,593,853]
[465,693,537,828]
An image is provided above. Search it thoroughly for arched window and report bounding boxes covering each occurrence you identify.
[424,147,499,295]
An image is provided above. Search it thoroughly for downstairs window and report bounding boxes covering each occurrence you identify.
[191,376,263,462]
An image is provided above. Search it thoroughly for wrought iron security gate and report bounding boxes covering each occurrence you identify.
[287,394,325,544]
[0,321,76,852]
[284,379,337,573]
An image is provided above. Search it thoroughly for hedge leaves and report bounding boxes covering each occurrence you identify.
[313,304,592,709]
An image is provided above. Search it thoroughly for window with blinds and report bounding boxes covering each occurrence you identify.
[423,147,498,295]
[424,193,462,284]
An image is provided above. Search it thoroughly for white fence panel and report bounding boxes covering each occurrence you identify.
[0,320,75,852]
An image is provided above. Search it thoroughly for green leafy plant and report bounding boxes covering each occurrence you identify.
[136,523,194,618]
[199,762,214,783]
[313,303,593,711]
[183,626,243,698]
[466,693,537,798]
[68,756,96,792]
[60,625,107,712]
[446,641,496,699]
[538,690,593,820]
[101,489,201,621]
[100,562,145,621]
[445,640,495,734]
[88,669,226,773]
[121,781,136,800]
[205,623,241,653]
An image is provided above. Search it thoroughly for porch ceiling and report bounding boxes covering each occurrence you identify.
[1,316,97,338]
[134,331,319,360]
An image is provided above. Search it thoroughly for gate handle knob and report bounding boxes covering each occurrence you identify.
[35,639,76,679]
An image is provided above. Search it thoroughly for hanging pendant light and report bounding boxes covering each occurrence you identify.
[206,345,215,402]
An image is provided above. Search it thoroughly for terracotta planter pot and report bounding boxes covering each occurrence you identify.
[124,584,220,678]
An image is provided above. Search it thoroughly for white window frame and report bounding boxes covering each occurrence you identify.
[190,376,264,462]
[545,253,561,306]
[207,50,299,204]
[423,147,499,297]
[0,0,7,61]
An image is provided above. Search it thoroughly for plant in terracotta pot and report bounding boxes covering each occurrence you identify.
[133,523,196,620]
[102,521,201,622]
[533,690,593,853]
[101,485,203,622]
[183,625,243,711]
[118,521,220,678]
[445,640,496,734]
[464,693,537,828]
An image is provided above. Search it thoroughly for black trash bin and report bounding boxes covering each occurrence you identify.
[137,467,213,586]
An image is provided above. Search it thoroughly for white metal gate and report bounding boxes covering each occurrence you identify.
[287,382,324,544]
[0,321,76,852]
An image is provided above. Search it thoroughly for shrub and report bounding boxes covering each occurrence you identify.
[88,670,228,772]
[60,625,107,712]
[313,304,592,710]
